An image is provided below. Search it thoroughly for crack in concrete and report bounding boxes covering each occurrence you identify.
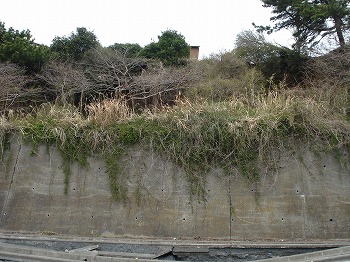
[0,143,21,224]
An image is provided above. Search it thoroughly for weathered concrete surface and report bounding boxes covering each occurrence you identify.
[0,137,350,240]
[254,246,350,261]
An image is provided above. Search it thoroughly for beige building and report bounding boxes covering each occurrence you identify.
[190,46,200,60]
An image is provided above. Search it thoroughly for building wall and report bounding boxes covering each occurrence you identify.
[190,46,200,60]
[1,138,350,239]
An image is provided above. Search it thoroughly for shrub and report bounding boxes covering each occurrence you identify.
[235,30,307,86]
[50,27,99,61]
[0,21,50,73]
[185,52,265,102]
[141,30,190,66]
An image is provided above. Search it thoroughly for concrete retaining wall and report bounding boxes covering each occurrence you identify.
[1,136,350,240]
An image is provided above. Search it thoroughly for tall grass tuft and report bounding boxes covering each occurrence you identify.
[86,97,133,126]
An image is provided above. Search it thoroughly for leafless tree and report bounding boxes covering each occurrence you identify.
[82,47,198,108]
[126,66,198,107]
[82,47,147,95]
[0,63,33,110]
[37,61,91,105]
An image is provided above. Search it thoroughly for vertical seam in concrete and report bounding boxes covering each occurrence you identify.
[0,143,21,224]
[301,163,307,240]
[228,175,232,239]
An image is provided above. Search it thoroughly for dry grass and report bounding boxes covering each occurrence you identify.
[1,82,349,200]
[154,88,350,173]
[2,85,349,169]
[185,61,264,103]
[86,97,133,126]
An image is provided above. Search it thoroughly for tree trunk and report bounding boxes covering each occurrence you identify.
[334,16,345,46]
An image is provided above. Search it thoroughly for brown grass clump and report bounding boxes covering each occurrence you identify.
[86,97,133,126]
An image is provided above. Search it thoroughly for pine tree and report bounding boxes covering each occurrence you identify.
[255,0,350,49]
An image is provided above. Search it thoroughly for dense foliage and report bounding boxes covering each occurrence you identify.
[255,0,350,49]
[0,21,49,73]
[108,43,143,57]
[141,30,190,66]
[50,27,99,61]
[235,30,307,85]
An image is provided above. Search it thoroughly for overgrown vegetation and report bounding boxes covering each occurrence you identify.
[3,81,350,200]
[1,18,350,201]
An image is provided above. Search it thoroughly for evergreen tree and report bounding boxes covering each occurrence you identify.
[255,0,350,49]
[51,27,99,61]
[141,30,190,66]
[0,21,49,73]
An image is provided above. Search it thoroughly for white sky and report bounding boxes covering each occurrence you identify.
[0,0,294,58]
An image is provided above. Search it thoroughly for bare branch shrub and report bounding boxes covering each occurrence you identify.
[124,66,199,107]
[82,47,198,108]
[303,45,350,114]
[82,47,147,94]
[37,61,91,105]
[304,45,350,86]
[0,63,32,110]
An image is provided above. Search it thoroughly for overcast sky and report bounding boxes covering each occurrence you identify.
[0,0,294,58]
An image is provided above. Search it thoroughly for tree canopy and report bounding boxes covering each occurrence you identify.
[51,27,99,61]
[255,0,350,49]
[108,43,143,57]
[0,21,49,73]
[141,30,190,66]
